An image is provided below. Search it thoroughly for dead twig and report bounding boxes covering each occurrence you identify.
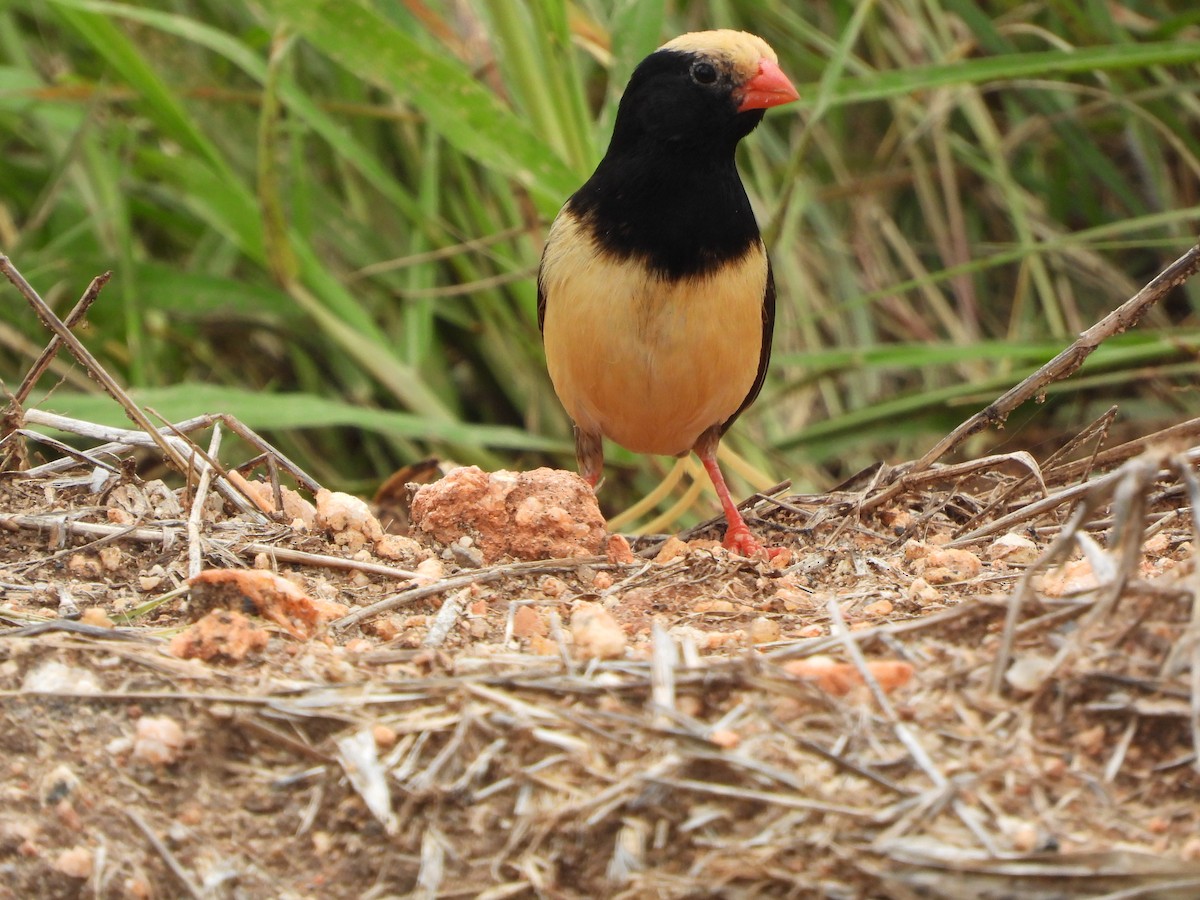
[124,808,205,899]
[862,241,1200,513]
[187,423,223,579]
[1,273,109,474]
[915,242,1200,469]
[0,511,420,580]
[0,257,198,478]
[331,556,608,631]
[10,271,109,407]
[423,587,469,648]
[1050,414,1200,485]
[950,443,1200,547]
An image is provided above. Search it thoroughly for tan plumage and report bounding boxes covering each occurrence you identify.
[541,212,768,457]
[659,30,780,82]
[538,30,798,555]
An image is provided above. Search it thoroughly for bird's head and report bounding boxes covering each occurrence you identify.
[611,30,799,154]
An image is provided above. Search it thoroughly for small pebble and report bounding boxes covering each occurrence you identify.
[373,725,398,750]
[512,605,547,639]
[654,536,689,564]
[861,599,893,618]
[571,602,626,660]
[749,616,781,644]
[131,716,186,766]
[709,729,740,749]
[54,846,93,880]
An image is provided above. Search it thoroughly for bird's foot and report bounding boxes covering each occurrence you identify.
[721,522,784,561]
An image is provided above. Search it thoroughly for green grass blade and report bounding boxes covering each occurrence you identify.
[262,0,577,211]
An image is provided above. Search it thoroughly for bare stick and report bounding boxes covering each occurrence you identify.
[0,257,194,477]
[11,271,109,406]
[0,512,421,580]
[20,409,303,523]
[949,442,1200,547]
[1050,415,1200,485]
[861,242,1200,514]
[20,411,220,476]
[913,242,1200,471]
[124,809,205,900]
[332,556,607,631]
[187,423,223,579]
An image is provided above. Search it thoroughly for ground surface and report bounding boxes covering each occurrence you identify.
[4,421,1200,899]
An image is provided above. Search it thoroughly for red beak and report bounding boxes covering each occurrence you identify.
[737,57,799,112]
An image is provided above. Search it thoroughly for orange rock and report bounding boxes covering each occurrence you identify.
[907,577,940,607]
[53,846,93,880]
[79,607,114,628]
[1076,723,1107,757]
[987,533,1039,565]
[364,616,402,641]
[512,605,548,639]
[570,602,626,660]
[915,546,983,584]
[410,467,606,562]
[540,576,567,598]
[413,557,445,585]
[316,488,386,553]
[528,635,560,656]
[1144,532,1170,555]
[606,533,636,564]
[698,630,745,650]
[66,554,102,578]
[229,472,318,529]
[169,609,269,663]
[375,534,421,561]
[768,547,794,569]
[373,725,398,750]
[709,728,741,749]
[749,616,781,644]
[131,716,186,766]
[654,536,689,563]
[923,548,981,579]
[188,569,346,640]
[783,656,914,696]
[1037,558,1100,597]
[861,599,894,618]
[878,508,914,531]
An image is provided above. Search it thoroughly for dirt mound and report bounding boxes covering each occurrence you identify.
[4,402,1200,897]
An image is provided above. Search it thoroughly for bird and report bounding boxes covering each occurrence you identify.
[537,29,798,557]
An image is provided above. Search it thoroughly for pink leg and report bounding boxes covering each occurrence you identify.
[696,443,767,558]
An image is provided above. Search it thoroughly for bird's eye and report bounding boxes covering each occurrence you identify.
[691,62,718,85]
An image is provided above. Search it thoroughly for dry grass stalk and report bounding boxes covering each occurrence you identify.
[860,241,1200,516]
[5,254,1200,893]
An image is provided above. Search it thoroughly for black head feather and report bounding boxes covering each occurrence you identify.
[565,38,776,279]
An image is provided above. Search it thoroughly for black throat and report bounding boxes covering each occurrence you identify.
[567,111,765,281]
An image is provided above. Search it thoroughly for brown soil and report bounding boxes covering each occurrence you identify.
[3,425,1200,898]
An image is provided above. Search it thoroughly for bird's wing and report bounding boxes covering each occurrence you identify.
[720,251,776,435]
[537,249,549,335]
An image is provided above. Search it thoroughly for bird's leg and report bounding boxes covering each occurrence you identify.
[694,427,768,558]
[574,426,604,488]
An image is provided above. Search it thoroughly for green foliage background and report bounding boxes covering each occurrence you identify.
[2,0,1198,524]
